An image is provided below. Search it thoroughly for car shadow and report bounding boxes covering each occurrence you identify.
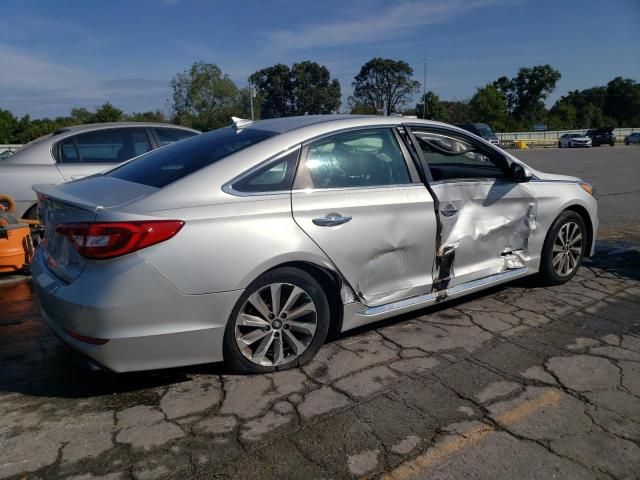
[0,240,637,400]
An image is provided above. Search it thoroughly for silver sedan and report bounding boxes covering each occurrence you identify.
[32,115,598,373]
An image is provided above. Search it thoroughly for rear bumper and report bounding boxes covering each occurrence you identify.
[32,249,242,372]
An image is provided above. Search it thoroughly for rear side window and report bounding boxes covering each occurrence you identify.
[231,149,299,193]
[155,128,198,146]
[303,128,411,189]
[57,128,151,164]
[109,127,278,188]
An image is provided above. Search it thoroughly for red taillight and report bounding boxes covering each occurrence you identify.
[56,220,184,259]
[63,328,109,345]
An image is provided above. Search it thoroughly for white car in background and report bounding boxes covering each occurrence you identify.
[558,133,592,148]
[0,122,199,219]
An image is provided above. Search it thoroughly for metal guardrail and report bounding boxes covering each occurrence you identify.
[497,128,639,149]
[0,145,22,154]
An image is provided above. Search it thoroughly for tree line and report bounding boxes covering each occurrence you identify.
[2,58,639,144]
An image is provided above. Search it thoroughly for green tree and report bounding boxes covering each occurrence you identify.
[350,58,420,115]
[0,109,18,144]
[441,100,472,124]
[493,65,561,129]
[70,107,95,124]
[603,77,640,127]
[249,61,341,118]
[550,88,604,129]
[290,61,341,115]
[171,61,239,131]
[547,102,577,130]
[249,64,293,118]
[126,110,168,123]
[415,91,448,121]
[92,102,124,123]
[468,85,508,131]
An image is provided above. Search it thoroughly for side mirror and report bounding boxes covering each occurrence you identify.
[510,162,533,182]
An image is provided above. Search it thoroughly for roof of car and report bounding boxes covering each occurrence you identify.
[53,122,199,135]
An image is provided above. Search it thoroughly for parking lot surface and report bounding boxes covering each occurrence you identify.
[1,147,640,479]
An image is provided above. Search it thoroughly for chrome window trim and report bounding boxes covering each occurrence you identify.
[222,145,302,197]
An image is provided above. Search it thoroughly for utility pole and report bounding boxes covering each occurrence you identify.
[249,81,255,121]
[422,56,427,119]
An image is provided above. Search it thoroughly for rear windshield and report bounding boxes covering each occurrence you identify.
[108,127,278,188]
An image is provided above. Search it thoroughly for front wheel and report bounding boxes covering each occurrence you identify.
[558,141,562,148]
[223,267,330,373]
[539,211,587,285]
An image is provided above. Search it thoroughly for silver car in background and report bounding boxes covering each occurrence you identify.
[32,115,598,373]
[558,133,592,148]
[0,122,199,218]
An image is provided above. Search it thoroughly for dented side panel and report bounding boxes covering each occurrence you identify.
[291,185,437,306]
[430,180,537,289]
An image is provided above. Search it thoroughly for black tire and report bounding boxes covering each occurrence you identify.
[609,142,615,147]
[625,140,629,145]
[539,211,587,285]
[558,141,562,148]
[223,267,330,373]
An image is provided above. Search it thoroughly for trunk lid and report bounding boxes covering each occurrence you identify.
[33,175,158,282]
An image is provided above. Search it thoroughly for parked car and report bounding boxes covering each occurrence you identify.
[0,122,199,219]
[585,127,615,147]
[454,123,500,146]
[624,132,640,145]
[32,115,597,373]
[558,133,592,148]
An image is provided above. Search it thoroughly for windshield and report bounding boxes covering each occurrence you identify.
[109,127,278,188]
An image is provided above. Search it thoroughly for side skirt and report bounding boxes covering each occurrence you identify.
[341,267,529,332]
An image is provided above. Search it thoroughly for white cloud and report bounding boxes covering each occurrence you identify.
[0,43,170,117]
[265,0,515,51]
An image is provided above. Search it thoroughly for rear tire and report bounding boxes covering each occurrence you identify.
[223,267,330,374]
[539,211,587,285]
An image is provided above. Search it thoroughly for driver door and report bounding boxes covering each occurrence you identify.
[408,127,537,289]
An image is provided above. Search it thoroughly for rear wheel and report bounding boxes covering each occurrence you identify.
[223,267,330,373]
[558,141,562,148]
[539,211,586,285]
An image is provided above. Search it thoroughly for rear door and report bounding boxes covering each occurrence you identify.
[408,127,537,289]
[291,127,437,307]
[55,128,152,181]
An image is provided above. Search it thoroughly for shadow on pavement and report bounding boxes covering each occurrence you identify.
[1,240,638,400]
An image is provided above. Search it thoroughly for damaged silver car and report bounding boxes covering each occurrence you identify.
[31,115,597,373]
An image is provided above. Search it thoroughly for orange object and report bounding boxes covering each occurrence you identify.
[0,223,33,273]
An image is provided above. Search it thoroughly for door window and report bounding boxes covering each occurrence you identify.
[57,128,151,164]
[412,131,508,181]
[303,129,411,189]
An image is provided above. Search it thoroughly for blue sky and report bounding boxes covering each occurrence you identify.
[1,0,638,118]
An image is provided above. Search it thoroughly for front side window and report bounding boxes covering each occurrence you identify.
[412,130,508,181]
[303,128,411,189]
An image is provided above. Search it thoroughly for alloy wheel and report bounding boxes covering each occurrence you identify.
[234,282,318,367]
[552,221,583,277]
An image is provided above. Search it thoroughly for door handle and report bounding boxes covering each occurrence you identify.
[440,205,458,217]
[312,213,352,227]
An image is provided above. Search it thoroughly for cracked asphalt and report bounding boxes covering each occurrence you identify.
[1,241,640,480]
[1,147,640,479]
